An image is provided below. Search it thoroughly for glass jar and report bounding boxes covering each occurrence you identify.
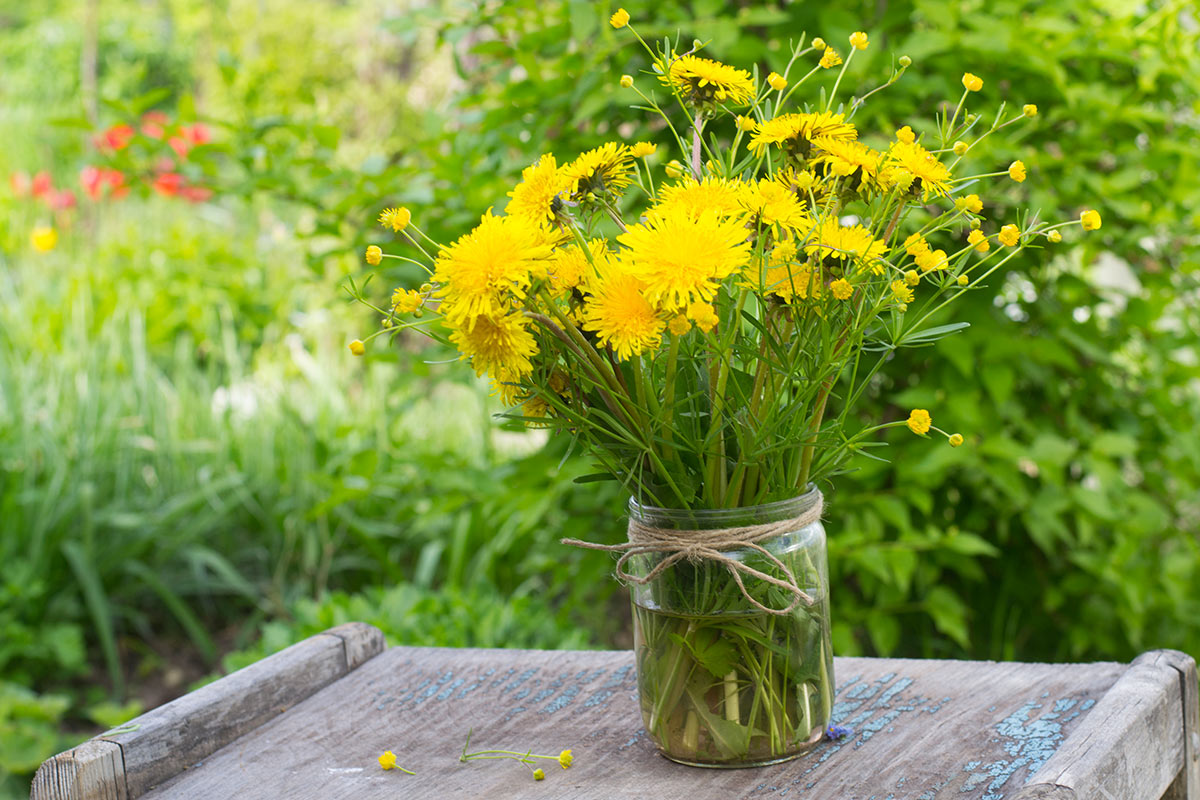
[626,487,833,767]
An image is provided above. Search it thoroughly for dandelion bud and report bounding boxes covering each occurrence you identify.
[620,74,633,88]
[349,339,366,356]
[899,55,912,68]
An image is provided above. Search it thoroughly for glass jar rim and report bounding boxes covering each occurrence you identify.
[627,484,821,526]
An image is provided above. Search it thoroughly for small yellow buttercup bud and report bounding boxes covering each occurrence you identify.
[957,274,969,286]
[849,31,869,50]
[953,140,968,156]
[349,339,366,356]
[533,768,545,781]
[767,71,787,91]
[609,8,629,28]
[811,37,826,50]
[962,72,983,92]
[1023,104,1038,117]
[736,115,757,132]
[904,269,920,287]
[1047,230,1063,243]
[949,433,964,447]
[899,55,912,68]
[620,74,633,88]
[665,160,685,179]
[365,245,382,265]
[1080,209,1102,231]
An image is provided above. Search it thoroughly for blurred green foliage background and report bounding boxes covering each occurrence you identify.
[1,0,1198,796]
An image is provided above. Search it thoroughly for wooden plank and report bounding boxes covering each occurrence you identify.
[1013,649,1187,800]
[32,623,385,800]
[31,741,126,800]
[1157,649,1199,800]
[136,647,1124,800]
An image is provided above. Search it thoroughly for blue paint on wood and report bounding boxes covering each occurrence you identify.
[504,668,538,694]
[541,683,581,714]
[437,678,465,701]
[873,677,913,708]
[1080,698,1095,710]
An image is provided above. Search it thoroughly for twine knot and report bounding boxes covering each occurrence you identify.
[562,492,823,615]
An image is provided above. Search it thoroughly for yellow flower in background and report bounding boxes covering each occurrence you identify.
[620,74,634,88]
[610,8,629,28]
[448,311,539,380]
[749,111,856,156]
[664,55,756,107]
[507,154,570,223]
[664,160,685,179]
[735,115,757,132]
[915,248,949,272]
[830,278,853,300]
[558,749,574,769]
[904,233,930,257]
[949,433,964,447]
[31,225,57,252]
[582,262,665,360]
[962,72,983,92]
[812,136,882,184]
[1047,230,1063,243]
[562,142,634,200]
[687,301,720,333]
[894,125,916,144]
[967,229,990,252]
[1023,104,1038,117]
[548,239,608,295]
[619,206,751,311]
[805,217,886,272]
[433,211,553,323]
[1080,209,1102,230]
[774,167,827,205]
[379,207,411,232]
[365,245,382,265]
[891,279,914,304]
[656,176,748,220]
[668,314,691,335]
[630,141,657,158]
[907,409,932,435]
[998,224,1020,247]
[349,339,366,356]
[378,751,397,770]
[882,140,952,198]
[904,269,921,287]
[956,193,983,213]
[391,288,425,314]
[1008,160,1027,183]
[849,31,869,50]
[819,47,842,69]
[767,72,788,91]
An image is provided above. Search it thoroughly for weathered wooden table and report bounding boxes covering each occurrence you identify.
[34,623,1199,800]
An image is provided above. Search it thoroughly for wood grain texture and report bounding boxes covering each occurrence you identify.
[31,741,126,800]
[33,622,385,800]
[1013,649,1187,800]
[131,647,1125,800]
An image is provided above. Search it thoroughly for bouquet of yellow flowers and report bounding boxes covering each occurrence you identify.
[350,11,1100,767]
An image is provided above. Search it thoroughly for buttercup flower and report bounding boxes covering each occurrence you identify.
[956,193,983,213]
[349,339,365,356]
[392,288,425,314]
[379,207,411,232]
[967,229,989,253]
[630,141,656,158]
[998,224,1020,247]
[767,72,788,91]
[665,160,685,179]
[819,47,842,69]
[830,278,853,300]
[735,115,757,132]
[1047,230,1063,243]
[1023,104,1038,117]
[365,245,382,265]
[849,31,869,50]
[962,72,983,92]
[907,409,932,435]
[610,8,629,28]
[620,74,634,88]
[1008,160,1027,182]
[894,125,915,144]
[379,751,397,770]
[558,749,574,769]
[533,768,545,781]
[1080,209,1102,231]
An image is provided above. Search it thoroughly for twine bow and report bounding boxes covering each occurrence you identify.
[562,492,823,615]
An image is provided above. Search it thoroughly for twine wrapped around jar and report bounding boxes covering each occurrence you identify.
[562,491,824,615]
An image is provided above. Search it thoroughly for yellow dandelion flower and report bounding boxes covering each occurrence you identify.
[905,269,921,287]
[967,229,990,253]
[830,278,853,300]
[891,279,914,303]
[741,178,810,230]
[811,136,882,186]
[895,125,916,144]
[582,262,665,361]
[749,111,856,157]
[1008,160,1027,183]
[379,207,411,232]
[610,8,629,28]
[655,176,748,220]
[365,245,383,265]
[630,141,657,158]
[949,433,964,447]
[433,211,554,324]
[907,409,932,435]
[687,301,720,332]
[507,155,570,224]
[805,217,887,272]
[762,261,817,303]
[774,167,827,205]
[349,339,366,356]
[882,140,952,198]
[522,395,551,422]
[620,74,634,88]
[619,206,751,311]
[1023,104,1038,118]
[391,288,425,313]
[668,314,691,335]
[558,750,574,769]
[819,47,842,69]
[562,142,634,200]
[31,225,58,252]
[962,72,983,92]
[548,239,608,295]
[998,224,1020,247]
[849,31,869,50]
[767,71,788,91]
[955,193,983,214]
[1047,230,1063,243]
[664,55,756,108]
[1080,209,1102,231]
[448,311,539,380]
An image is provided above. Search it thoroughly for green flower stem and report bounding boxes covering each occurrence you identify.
[825,46,857,113]
[649,619,697,734]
